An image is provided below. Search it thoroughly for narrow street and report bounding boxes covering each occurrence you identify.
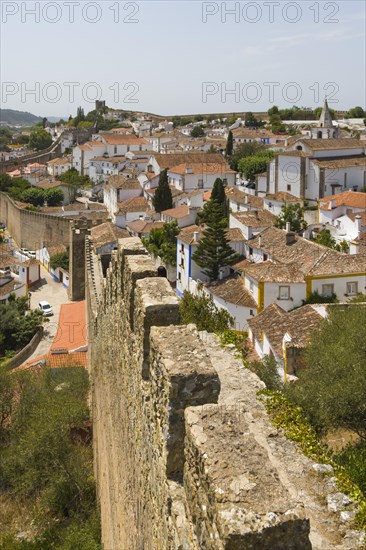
[25,266,70,362]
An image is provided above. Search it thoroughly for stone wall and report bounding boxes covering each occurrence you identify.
[0,192,71,249]
[0,137,62,174]
[87,236,363,550]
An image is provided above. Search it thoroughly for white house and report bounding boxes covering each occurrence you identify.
[204,275,257,331]
[0,272,26,304]
[89,156,127,183]
[176,225,245,298]
[114,196,149,228]
[160,205,198,229]
[167,163,236,192]
[103,176,142,221]
[47,156,72,178]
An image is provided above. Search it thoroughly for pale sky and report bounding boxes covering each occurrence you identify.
[0,0,365,117]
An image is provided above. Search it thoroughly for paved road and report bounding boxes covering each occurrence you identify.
[25,267,69,362]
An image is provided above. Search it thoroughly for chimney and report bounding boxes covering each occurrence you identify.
[245,195,248,204]
[258,235,262,247]
[193,231,199,242]
[286,221,291,233]
[355,215,362,237]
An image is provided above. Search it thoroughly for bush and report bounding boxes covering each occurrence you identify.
[21,188,45,207]
[179,291,233,333]
[50,250,69,272]
[249,355,283,391]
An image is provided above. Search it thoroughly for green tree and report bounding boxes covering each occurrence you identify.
[270,114,286,133]
[21,187,45,206]
[192,200,239,281]
[225,130,233,157]
[346,106,365,118]
[268,105,279,116]
[245,112,259,127]
[250,355,283,391]
[50,250,69,271]
[179,290,233,333]
[197,178,229,225]
[285,305,366,439]
[0,297,45,356]
[59,168,90,202]
[142,221,179,266]
[229,141,269,171]
[190,125,205,138]
[312,229,337,249]
[45,187,64,206]
[275,203,306,233]
[238,154,273,182]
[152,169,173,213]
[29,128,52,151]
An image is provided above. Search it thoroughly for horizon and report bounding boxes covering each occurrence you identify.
[1,1,365,117]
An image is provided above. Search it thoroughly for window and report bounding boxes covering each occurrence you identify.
[249,279,254,294]
[347,282,358,296]
[263,254,268,261]
[178,272,182,282]
[322,284,334,298]
[250,309,254,316]
[223,178,227,184]
[278,286,290,300]
[198,179,204,189]
[287,184,291,192]
[114,146,117,154]
[249,247,253,255]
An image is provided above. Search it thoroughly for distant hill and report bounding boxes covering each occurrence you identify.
[0,109,42,127]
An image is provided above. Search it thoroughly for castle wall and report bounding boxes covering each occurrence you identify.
[87,236,361,550]
[0,192,70,249]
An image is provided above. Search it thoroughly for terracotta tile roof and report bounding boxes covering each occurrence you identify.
[203,190,212,201]
[101,133,149,146]
[0,277,25,297]
[32,179,65,190]
[126,219,165,234]
[178,224,244,245]
[51,301,87,352]
[107,175,141,190]
[233,258,252,272]
[248,226,329,273]
[233,129,289,140]
[152,153,226,170]
[243,260,305,283]
[0,254,19,268]
[206,275,257,308]
[47,156,72,166]
[90,222,129,248]
[312,155,366,169]
[264,192,301,203]
[307,249,366,276]
[298,138,364,151]
[231,209,276,228]
[91,155,126,164]
[168,162,236,175]
[248,304,323,358]
[116,196,148,215]
[21,351,87,370]
[45,244,67,257]
[19,258,40,267]
[226,188,264,208]
[319,191,366,211]
[248,226,366,278]
[161,205,190,219]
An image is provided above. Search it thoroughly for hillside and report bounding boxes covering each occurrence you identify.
[0,109,42,127]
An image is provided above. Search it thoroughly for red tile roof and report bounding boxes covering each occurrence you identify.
[51,301,87,352]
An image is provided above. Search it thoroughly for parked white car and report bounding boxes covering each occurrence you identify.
[28,251,37,259]
[20,248,29,256]
[39,301,53,316]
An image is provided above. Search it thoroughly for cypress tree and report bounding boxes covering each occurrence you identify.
[225,130,233,157]
[192,200,239,281]
[152,169,173,213]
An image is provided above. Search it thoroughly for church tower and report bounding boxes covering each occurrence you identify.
[311,99,339,139]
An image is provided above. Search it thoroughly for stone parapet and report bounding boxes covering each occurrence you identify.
[87,236,363,550]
